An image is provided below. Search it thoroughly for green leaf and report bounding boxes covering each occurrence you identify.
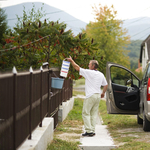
[54,28,60,35]
[32,23,38,29]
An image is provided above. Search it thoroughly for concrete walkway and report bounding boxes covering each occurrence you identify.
[75,94,117,150]
[79,115,117,150]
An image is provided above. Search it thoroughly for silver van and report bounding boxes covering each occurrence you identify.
[106,62,150,131]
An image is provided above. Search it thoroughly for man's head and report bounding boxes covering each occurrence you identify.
[88,60,99,70]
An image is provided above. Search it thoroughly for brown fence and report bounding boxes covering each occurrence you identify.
[0,67,73,150]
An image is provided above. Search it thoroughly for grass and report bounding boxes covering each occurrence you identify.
[116,142,150,150]
[47,138,80,150]
[48,77,150,150]
[73,90,85,96]
[73,78,85,88]
[47,95,84,150]
[99,100,150,150]
[67,98,83,122]
[99,100,138,130]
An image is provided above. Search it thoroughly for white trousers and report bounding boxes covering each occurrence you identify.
[82,93,100,133]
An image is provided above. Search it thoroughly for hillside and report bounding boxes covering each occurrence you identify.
[123,17,150,40]
[3,2,87,36]
[2,2,150,40]
[124,40,143,69]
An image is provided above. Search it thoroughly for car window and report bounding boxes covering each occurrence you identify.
[132,75,139,87]
[110,66,139,87]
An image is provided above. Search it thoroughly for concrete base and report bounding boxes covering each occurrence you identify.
[18,97,74,150]
[18,117,54,150]
[58,97,74,122]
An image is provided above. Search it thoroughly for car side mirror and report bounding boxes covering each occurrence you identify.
[126,79,133,86]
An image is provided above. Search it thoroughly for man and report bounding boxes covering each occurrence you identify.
[66,56,108,137]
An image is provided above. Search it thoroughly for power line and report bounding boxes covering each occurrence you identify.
[4,4,150,41]
[67,25,81,32]
[5,3,150,40]
[6,5,150,28]
[131,26,150,38]
[7,10,64,21]
[122,17,147,27]
[122,5,150,23]
[131,33,149,44]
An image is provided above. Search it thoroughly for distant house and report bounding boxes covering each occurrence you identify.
[135,60,142,73]
[139,35,150,72]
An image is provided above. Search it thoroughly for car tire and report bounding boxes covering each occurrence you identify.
[137,115,143,124]
[143,111,150,131]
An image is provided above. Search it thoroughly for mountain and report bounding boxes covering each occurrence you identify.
[123,17,150,40]
[2,2,87,36]
[2,2,150,40]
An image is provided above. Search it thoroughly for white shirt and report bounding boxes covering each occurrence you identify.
[79,68,108,98]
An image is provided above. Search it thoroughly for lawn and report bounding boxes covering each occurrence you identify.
[48,77,150,150]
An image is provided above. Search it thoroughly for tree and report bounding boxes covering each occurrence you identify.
[83,4,131,74]
[0,8,8,44]
[0,3,98,80]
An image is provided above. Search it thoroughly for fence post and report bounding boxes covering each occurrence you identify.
[47,69,52,116]
[39,66,43,127]
[47,35,51,69]
[12,67,17,150]
[70,79,73,97]
[28,67,33,139]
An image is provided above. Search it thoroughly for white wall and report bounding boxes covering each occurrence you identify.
[142,42,149,72]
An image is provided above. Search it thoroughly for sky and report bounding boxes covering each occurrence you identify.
[1,0,150,23]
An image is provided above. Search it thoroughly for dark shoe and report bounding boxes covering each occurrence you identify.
[82,132,93,137]
[92,133,96,136]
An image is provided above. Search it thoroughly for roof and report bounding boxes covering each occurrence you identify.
[135,66,142,73]
[140,34,150,63]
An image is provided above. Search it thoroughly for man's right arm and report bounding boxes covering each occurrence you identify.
[101,85,108,98]
[66,56,80,71]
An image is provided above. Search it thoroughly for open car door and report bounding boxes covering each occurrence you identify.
[106,62,140,114]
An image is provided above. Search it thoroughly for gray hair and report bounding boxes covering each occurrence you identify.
[90,60,99,69]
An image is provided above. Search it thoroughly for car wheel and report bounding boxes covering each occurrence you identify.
[137,115,143,124]
[143,111,150,131]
